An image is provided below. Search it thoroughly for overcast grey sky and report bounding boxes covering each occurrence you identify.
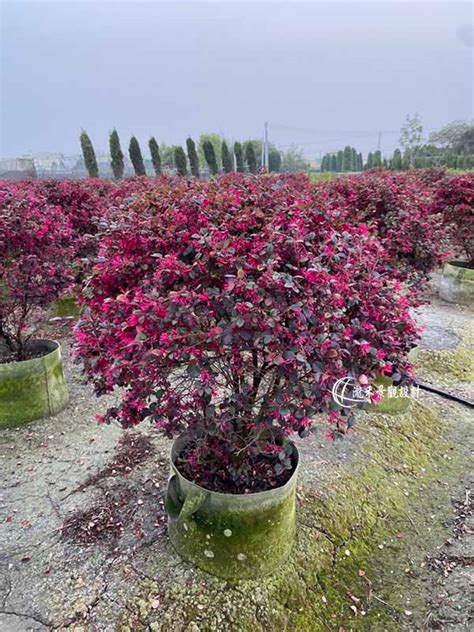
[1,0,472,159]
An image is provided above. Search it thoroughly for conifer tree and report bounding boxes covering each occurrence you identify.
[392,148,403,170]
[109,129,124,180]
[221,140,233,173]
[245,142,257,174]
[357,152,363,171]
[203,140,219,175]
[342,146,352,172]
[148,137,162,175]
[234,142,244,173]
[351,147,358,171]
[373,150,382,168]
[330,154,338,171]
[186,137,200,177]
[336,150,343,172]
[269,148,281,172]
[80,130,99,178]
[174,146,188,176]
[129,136,146,176]
[366,152,374,169]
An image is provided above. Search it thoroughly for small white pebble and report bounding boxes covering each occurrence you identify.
[204,549,214,558]
[344,549,351,556]
[223,529,232,537]
[237,553,246,561]
[183,523,188,531]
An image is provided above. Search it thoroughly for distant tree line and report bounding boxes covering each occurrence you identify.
[79,130,309,179]
[320,118,474,173]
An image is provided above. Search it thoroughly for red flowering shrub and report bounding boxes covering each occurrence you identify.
[313,171,446,282]
[0,186,73,360]
[75,174,418,493]
[431,173,474,267]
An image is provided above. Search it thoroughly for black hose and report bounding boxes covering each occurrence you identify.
[415,381,474,409]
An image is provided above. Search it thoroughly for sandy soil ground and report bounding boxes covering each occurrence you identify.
[0,296,472,631]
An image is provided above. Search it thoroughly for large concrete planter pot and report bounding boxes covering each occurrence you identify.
[166,435,299,580]
[439,261,474,306]
[0,340,69,429]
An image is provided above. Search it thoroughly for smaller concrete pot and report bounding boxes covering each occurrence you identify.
[166,435,299,580]
[0,340,69,429]
[439,261,474,306]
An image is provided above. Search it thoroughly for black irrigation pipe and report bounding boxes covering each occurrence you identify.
[415,380,474,409]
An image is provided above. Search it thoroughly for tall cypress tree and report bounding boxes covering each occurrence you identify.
[351,147,358,171]
[186,137,200,177]
[336,150,343,172]
[330,154,338,171]
[392,148,403,170]
[357,152,363,171]
[129,136,146,176]
[221,140,233,173]
[234,142,244,172]
[245,142,257,174]
[109,129,124,180]
[174,146,188,176]
[149,137,162,175]
[321,155,328,172]
[269,148,281,172]
[203,140,219,175]
[366,152,374,169]
[342,146,352,172]
[79,130,98,178]
[373,150,382,168]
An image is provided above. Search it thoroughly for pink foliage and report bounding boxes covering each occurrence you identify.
[431,173,474,266]
[74,174,419,492]
[0,185,73,359]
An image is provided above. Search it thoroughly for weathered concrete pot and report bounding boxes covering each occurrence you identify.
[364,374,410,415]
[166,435,299,580]
[439,261,474,306]
[0,340,69,429]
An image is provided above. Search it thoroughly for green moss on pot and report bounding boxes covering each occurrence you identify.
[166,437,299,580]
[439,260,474,306]
[0,340,69,429]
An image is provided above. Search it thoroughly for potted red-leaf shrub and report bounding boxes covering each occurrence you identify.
[75,174,418,579]
[433,174,474,305]
[0,186,72,428]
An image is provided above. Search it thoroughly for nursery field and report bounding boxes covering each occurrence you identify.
[1,169,473,630]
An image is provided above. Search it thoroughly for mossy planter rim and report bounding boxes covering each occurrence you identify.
[444,259,474,271]
[170,433,299,498]
[0,338,61,370]
[167,435,300,579]
[0,338,69,429]
[439,260,474,306]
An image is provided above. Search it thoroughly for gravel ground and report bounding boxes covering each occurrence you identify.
[0,296,472,631]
